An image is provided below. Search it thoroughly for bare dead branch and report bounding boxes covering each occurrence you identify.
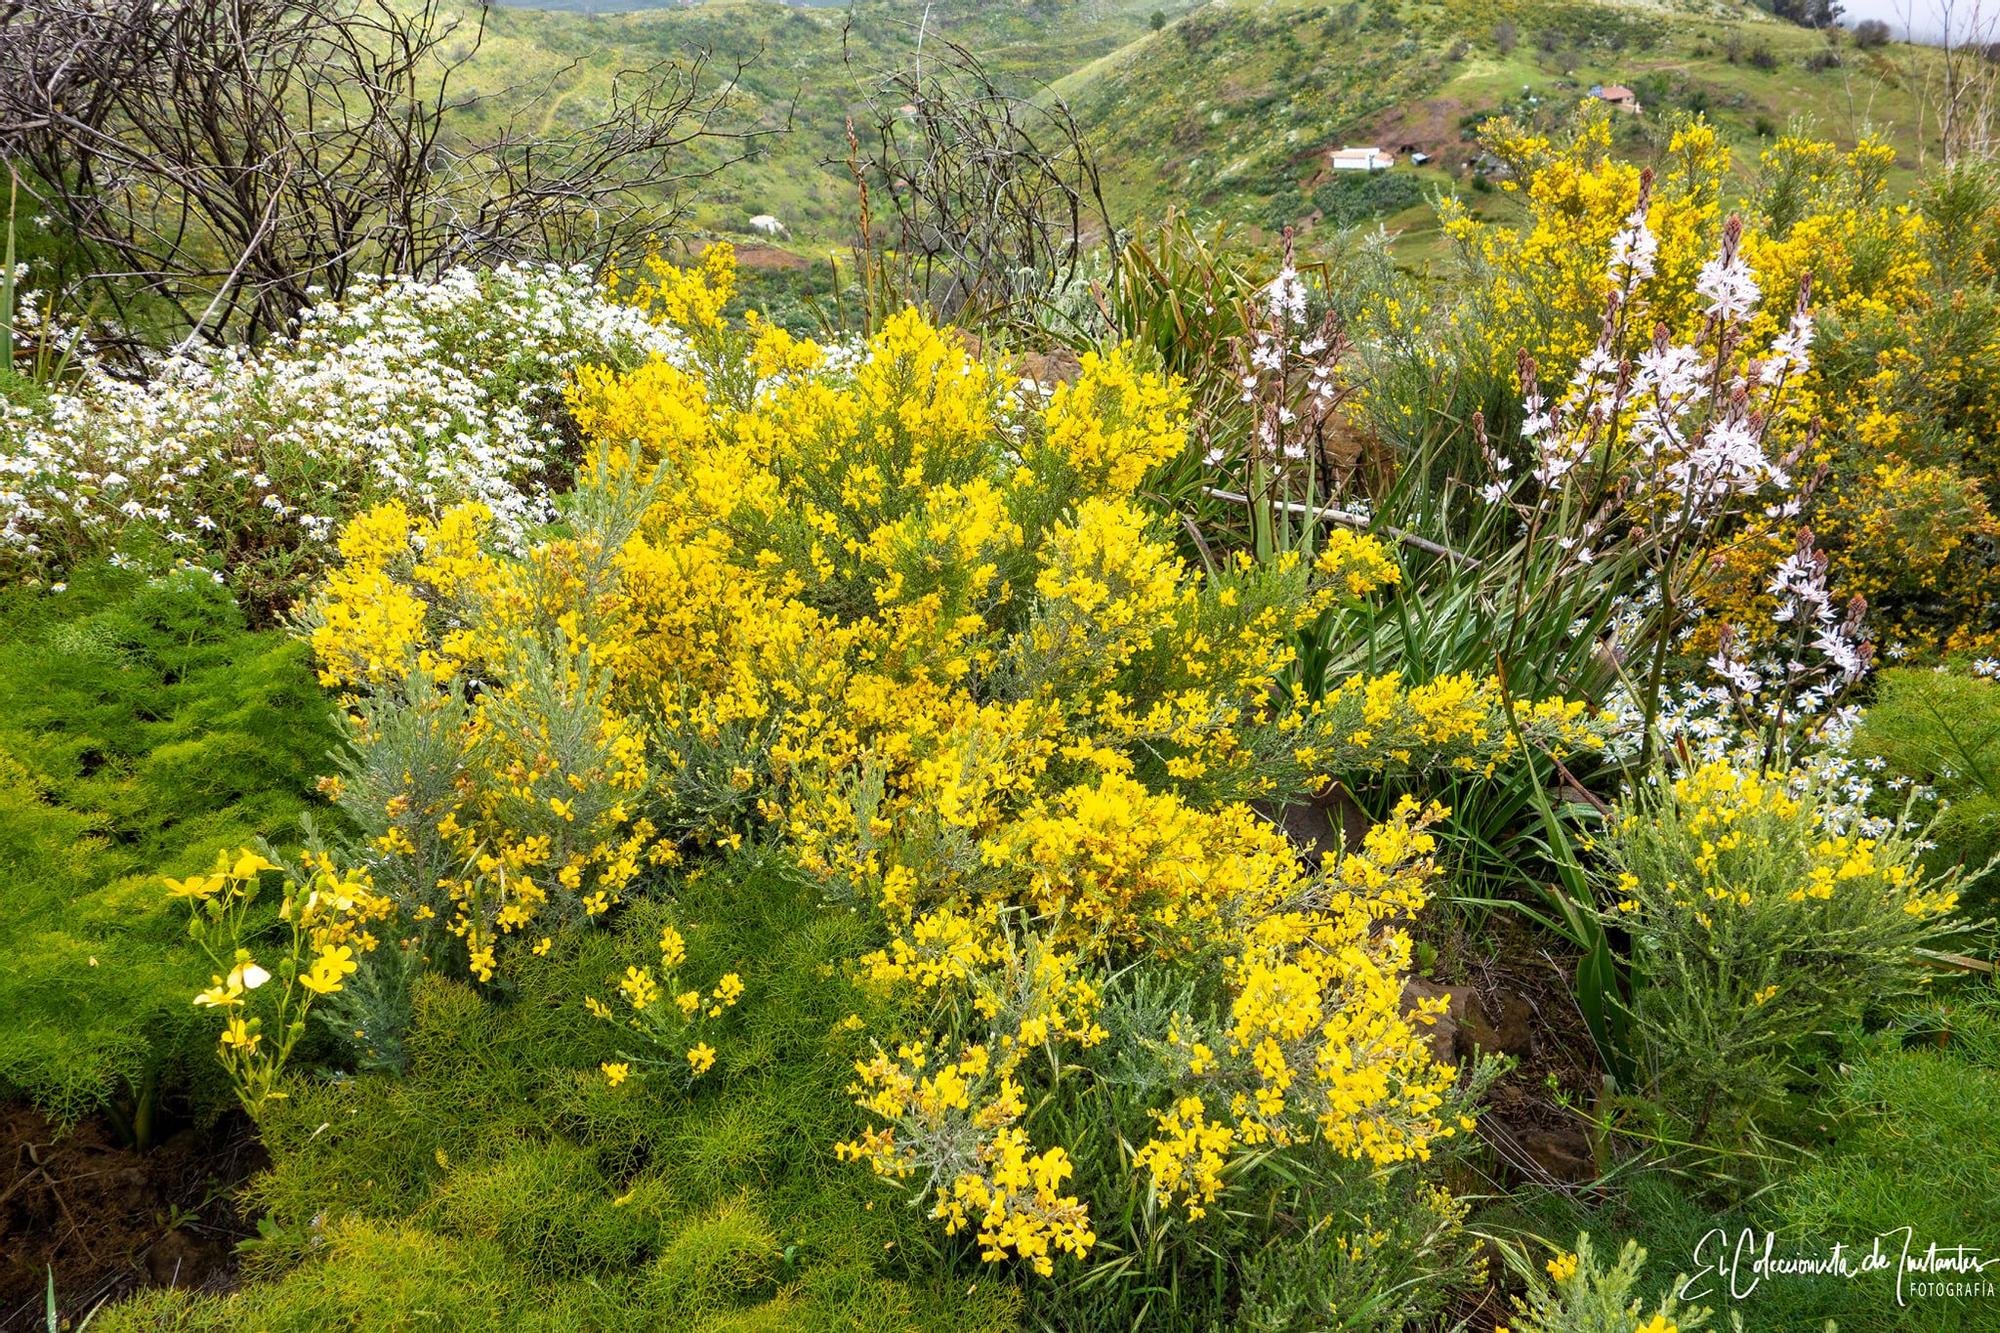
[837,21,1113,330]
[0,0,785,346]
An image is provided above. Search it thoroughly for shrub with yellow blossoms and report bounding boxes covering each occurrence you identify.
[586,912,743,1086]
[1380,104,2000,656]
[1498,1233,1710,1333]
[286,243,1603,1285]
[1608,758,1962,1143]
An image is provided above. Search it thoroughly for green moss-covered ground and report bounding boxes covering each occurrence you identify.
[0,567,335,1129]
[1491,987,2000,1333]
[99,860,1022,1331]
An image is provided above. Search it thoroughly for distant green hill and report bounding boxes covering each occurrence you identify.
[454,0,1200,245]
[453,0,1940,258]
[1059,0,1933,256]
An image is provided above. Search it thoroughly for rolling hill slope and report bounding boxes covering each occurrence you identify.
[447,0,1945,257]
[1058,0,1936,249]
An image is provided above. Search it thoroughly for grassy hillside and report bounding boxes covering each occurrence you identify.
[447,0,1204,246]
[1058,0,1936,255]
[450,0,1946,263]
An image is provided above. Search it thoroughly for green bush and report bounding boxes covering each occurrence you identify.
[1307,170,1428,230]
[1606,760,1962,1151]
[1498,1233,1712,1333]
[0,565,335,1130]
[1491,986,2000,1333]
[1761,988,2000,1330]
[1850,667,2000,908]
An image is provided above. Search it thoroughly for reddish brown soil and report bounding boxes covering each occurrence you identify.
[0,1104,264,1329]
[732,243,811,271]
[1427,914,1613,1332]
[1349,97,1476,172]
[1272,96,1471,233]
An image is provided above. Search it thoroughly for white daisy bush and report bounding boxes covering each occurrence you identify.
[1,264,684,611]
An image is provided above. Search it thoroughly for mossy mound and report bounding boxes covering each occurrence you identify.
[97,861,1021,1331]
[0,565,336,1127]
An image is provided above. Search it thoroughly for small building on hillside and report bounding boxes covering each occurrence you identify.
[1590,83,1642,113]
[1329,145,1395,172]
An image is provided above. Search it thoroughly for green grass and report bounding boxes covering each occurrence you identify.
[1849,667,2000,913]
[0,566,336,1132]
[97,857,1023,1331]
[1488,983,2000,1333]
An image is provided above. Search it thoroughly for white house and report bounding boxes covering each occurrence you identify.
[1329,146,1394,172]
[1589,84,1642,114]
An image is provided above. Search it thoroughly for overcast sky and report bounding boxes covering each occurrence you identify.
[1838,0,2000,45]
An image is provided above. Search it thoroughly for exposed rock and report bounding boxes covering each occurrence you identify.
[1403,979,1461,1062]
[1400,980,1535,1063]
[1461,988,1535,1059]
[1261,787,1370,868]
[1514,1123,1597,1184]
[1017,346,1082,386]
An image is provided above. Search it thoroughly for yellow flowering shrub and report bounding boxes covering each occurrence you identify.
[1414,109,2000,655]
[1442,108,1725,371]
[1818,459,2000,647]
[587,913,744,1086]
[279,245,1603,1284]
[1609,759,1962,1141]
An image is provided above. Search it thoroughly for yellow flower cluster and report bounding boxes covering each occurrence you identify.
[989,772,1296,950]
[837,924,1106,1275]
[169,848,391,1112]
[1133,1096,1236,1221]
[1039,346,1189,494]
[1312,529,1403,599]
[297,245,1598,1276]
[1618,760,1959,922]
[1138,798,1463,1217]
[1441,110,1725,370]
[1433,109,2000,654]
[1297,671,1598,780]
[621,242,737,331]
[588,919,743,1085]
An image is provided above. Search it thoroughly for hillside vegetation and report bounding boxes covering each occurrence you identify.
[450,0,1199,242]
[454,0,1940,255]
[1062,0,1933,245]
[5,0,2000,1328]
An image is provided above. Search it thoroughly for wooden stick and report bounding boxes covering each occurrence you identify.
[1201,486,1480,567]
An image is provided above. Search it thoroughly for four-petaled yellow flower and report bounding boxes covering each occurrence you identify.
[686,1043,716,1076]
[601,1061,630,1087]
[301,945,358,996]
